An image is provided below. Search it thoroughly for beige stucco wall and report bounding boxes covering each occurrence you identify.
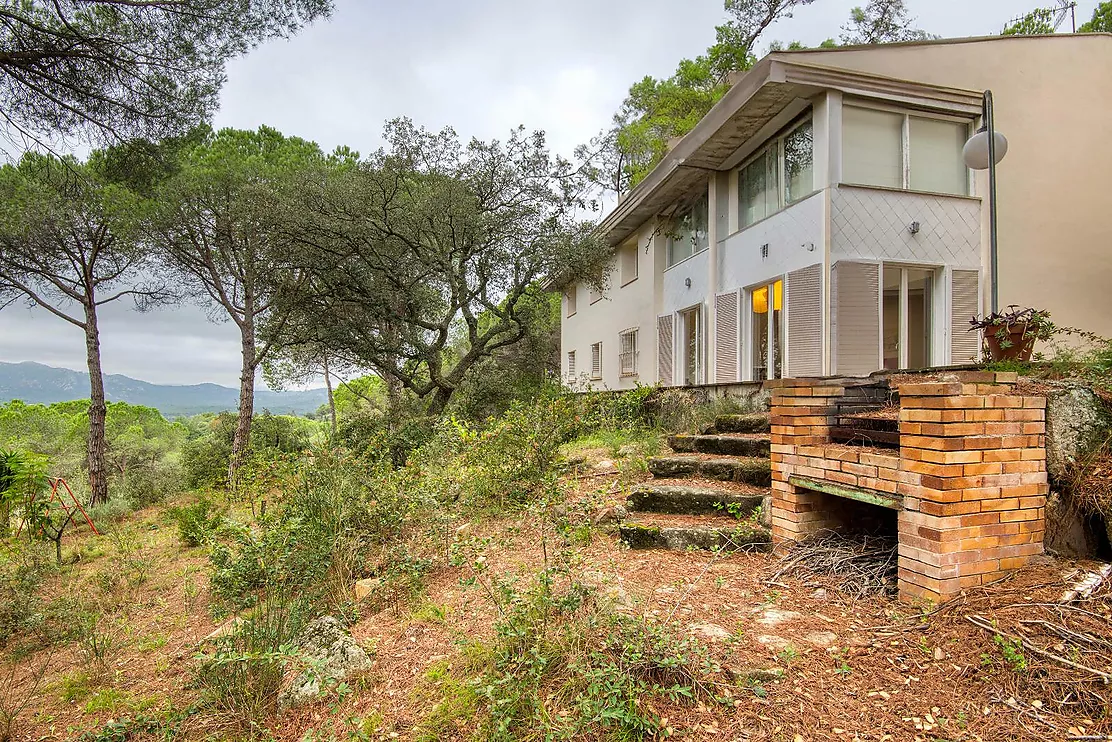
[786,34,1112,339]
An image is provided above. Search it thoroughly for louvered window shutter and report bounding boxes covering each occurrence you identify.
[951,269,981,365]
[832,261,881,376]
[786,265,823,377]
[714,291,739,383]
[590,343,602,379]
[657,315,674,386]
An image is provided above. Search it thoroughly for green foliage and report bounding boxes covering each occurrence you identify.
[992,635,1028,673]
[425,557,728,740]
[0,542,55,647]
[841,0,933,44]
[209,449,409,612]
[1080,2,1112,31]
[0,401,186,511]
[181,411,321,489]
[194,595,310,738]
[172,498,225,547]
[1003,7,1058,35]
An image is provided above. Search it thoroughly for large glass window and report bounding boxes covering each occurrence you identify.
[909,117,968,196]
[843,105,970,196]
[784,120,814,204]
[737,119,814,230]
[668,193,709,267]
[843,106,904,189]
[740,147,779,228]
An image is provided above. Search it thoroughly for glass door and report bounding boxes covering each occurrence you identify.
[750,280,783,381]
[680,307,702,385]
[882,265,934,370]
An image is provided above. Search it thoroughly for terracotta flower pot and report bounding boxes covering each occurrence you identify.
[983,324,1035,361]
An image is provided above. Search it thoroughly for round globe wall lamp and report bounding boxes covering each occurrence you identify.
[963,90,1009,313]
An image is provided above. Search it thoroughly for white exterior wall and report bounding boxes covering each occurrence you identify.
[718,191,825,293]
[662,248,711,317]
[561,222,658,390]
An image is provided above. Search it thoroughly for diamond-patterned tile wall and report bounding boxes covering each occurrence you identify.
[831,185,981,268]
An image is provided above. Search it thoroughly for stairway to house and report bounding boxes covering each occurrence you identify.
[619,412,774,552]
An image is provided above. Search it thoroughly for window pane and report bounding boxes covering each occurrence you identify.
[692,193,709,252]
[843,106,903,189]
[751,286,769,381]
[906,269,933,369]
[669,210,694,265]
[784,121,814,203]
[910,117,968,195]
[740,148,778,228]
[882,266,901,370]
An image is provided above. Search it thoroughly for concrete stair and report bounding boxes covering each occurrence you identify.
[619,513,770,551]
[620,411,774,552]
[667,432,771,458]
[628,482,764,516]
[707,413,772,434]
[647,455,771,487]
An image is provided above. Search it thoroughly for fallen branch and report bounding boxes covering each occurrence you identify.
[966,614,1111,684]
[1061,564,1112,604]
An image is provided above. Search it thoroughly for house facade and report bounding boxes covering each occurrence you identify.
[561,34,1112,389]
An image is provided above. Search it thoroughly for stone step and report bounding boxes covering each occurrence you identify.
[619,514,772,552]
[712,413,771,434]
[627,482,765,517]
[648,455,772,486]
[668,433,770,458]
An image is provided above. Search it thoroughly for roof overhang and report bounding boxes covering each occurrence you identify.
[599,56,985,247]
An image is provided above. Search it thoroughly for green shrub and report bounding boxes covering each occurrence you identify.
[0,542,53,646]
[194,595,309,737]
[171,499,225,547]
[426,564,728,740]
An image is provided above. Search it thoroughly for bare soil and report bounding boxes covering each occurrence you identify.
[5,477,1111,742]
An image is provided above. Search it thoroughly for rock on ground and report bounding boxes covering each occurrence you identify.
[278,616,372,709]
[1045,382,1108,483]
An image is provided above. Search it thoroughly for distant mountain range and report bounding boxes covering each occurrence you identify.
[0,362,327,418]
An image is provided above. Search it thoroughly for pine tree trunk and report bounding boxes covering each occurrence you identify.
[84,303,109,507]
[228,320,256,485]
[323,360,337,438]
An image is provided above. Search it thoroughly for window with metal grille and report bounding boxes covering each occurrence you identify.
[590,342,602,379]
[619,329,639,377]
[567,350,576,378]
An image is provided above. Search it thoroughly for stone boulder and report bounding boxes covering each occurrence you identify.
[1045,382,1109,483]
[278,616,372,709]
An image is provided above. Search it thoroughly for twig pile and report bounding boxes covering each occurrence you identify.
[764,531,898,598]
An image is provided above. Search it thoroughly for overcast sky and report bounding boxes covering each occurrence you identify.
[0,0,1097,387]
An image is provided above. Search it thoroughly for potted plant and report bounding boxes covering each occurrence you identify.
[969,306,1056,362]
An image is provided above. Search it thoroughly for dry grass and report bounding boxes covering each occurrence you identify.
[1,473,1108,741]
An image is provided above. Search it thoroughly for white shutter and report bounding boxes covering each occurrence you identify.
[951,269,981,364]
[714,291,739,383]
[590,343,602,379]
[832,261,881,376]
[786,264,822,377]
[910,117,968,196]
[657,314,674,386]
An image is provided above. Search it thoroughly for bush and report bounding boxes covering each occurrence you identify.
[0,542,53,647]
[194,594,309,738]
[423,560,728,740]
[209,449,411,613]
[172,499,225,547]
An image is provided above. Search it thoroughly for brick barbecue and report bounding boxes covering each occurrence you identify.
[766,372,1048,603]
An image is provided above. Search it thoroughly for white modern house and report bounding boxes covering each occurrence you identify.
[561,34,1112,390]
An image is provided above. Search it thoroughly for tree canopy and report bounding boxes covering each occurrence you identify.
[269,119,609,414]
[0,0,332,147]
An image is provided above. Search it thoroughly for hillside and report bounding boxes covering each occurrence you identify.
[0,361,327,417]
